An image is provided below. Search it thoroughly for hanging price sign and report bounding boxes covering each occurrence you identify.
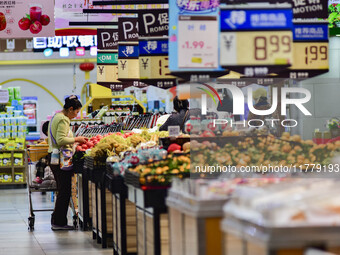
[168,0,228,82]
[139,38,176,89]
[117,17,146,88]
[220,6,294,77]
[178,16,219,69]
[277,21,329,80]
[96,28,125,91]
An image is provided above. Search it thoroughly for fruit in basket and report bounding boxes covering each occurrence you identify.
[168,143,181,153]
[86,141,94,149]
[183,142,190,152]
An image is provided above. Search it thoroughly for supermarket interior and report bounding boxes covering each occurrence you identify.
[1,0,340,255]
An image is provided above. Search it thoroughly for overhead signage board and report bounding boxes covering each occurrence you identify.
[116,17,147,90]
[221,0,327,19]
[139,38,176,89]
[219,6,294,77]
[33,35,97,51]
[0,0,55,38]
[138,9,169,37]
[96,28,123,91]
[169,0,228,82]
[292,0,328,19]
[97,29,118,50]
[118,17,139,42]
[277,21,329,80]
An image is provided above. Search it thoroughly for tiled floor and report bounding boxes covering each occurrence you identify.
[0,188,112,255]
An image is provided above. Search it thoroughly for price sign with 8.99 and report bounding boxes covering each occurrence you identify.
[178,16,218,69]
[220,31,293,66]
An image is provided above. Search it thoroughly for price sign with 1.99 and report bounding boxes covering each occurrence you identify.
[178,16,218,69]
[290,42,328,70]
[220,31,293,66]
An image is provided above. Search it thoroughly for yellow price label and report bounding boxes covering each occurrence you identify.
[97,65,119,83]
[220,31,293,66]
[139,56,174,80]
[118,59,139,80]
[290,42,329,70]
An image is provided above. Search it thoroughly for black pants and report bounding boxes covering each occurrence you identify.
[49,154,73,226]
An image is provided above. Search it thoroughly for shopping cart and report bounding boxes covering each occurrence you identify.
[26,146,78,231]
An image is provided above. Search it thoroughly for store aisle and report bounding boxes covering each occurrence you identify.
[0,189,112,255]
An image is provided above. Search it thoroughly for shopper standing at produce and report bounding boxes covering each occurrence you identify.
[159,96,190,132]
[48,95,87,230]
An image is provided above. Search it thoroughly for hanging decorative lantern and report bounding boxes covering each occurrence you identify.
[79,62,95,80]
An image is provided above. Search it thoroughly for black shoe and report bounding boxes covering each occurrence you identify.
[51,224,75,231]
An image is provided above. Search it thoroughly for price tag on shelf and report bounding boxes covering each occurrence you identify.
[168,126,180,137]
[178,16,218,69]
[220,31,293,66]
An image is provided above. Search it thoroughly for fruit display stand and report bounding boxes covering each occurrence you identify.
[221,216,340,255]
[74,152,91,231]
[105,172,138,255]
[125,183,169,255]
[166,189,229,255]
[87,157,113,248]
[220,179,340,255]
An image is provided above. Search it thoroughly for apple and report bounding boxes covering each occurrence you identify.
[0,12,6,31]
[30,21,42,34]
[40,14,50,26]
[82,144,88,150]
[86,141,94,148]
[18,17,30,30]
[76,145,83,151]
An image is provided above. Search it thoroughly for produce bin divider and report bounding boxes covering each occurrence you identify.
[127,185,169,255]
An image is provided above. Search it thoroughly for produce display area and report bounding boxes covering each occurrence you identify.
[71,116,340,255]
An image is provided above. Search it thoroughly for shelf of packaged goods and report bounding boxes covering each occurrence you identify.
[0,150,26,153]
[13,166,25,169]
[0,166,12,169]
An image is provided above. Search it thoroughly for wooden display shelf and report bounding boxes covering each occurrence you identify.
[0,182,25,185]
[0,149,27,186]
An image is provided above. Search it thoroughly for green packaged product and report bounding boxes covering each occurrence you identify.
[13,153,23,166]
[0,174,3,183]
[13,87,21,100]
[7,87,14,102]
[0,153,3,166]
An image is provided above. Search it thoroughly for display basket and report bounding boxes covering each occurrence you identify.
[105,165,126,194]
[27,145,49,162]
